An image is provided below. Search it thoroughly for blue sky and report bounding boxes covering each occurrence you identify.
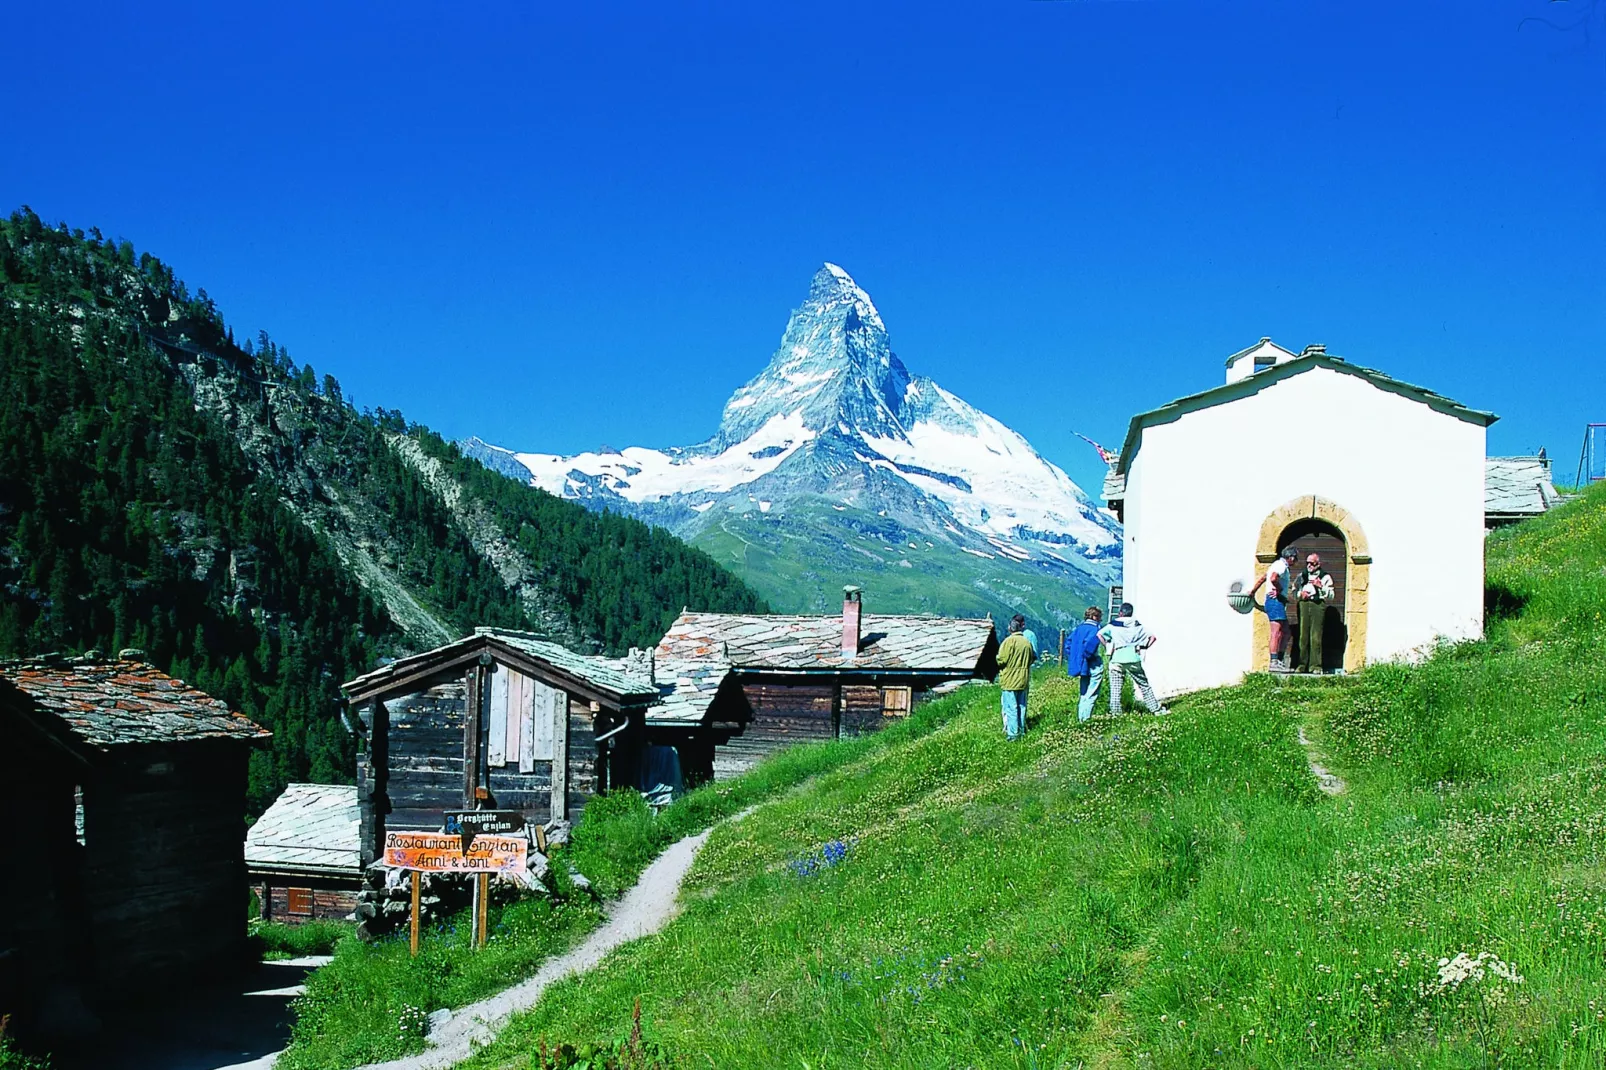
[5,1,1603,492]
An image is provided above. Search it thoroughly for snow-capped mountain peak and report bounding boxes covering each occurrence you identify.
[718,263,908,447]
[464,263,1120,627]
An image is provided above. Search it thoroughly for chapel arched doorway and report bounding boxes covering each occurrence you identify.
[1275,517,1347,672]
[1251,496,1371,675]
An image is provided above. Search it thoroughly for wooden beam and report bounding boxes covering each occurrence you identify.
[551,692,569,821]
[463,665,482,809]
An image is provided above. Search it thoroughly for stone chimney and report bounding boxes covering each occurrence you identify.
[841,586,863,660]
[623,646,656,684]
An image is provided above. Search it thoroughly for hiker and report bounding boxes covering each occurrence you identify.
[1249,546,1299,671]
[1063,605,1105,723]
[1098,602,1167,716]
[996,613,1036,740]
[1294,552,1336,673]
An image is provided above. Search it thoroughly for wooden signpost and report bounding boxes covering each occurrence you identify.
[384,830,529,955]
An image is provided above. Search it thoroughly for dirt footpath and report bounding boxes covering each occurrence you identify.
[354,824,719,1070]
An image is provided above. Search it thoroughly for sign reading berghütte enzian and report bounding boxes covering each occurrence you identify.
[383,830,528,876]
[443,809,526,854]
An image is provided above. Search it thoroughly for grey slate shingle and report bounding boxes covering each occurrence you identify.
[245,783,361,875]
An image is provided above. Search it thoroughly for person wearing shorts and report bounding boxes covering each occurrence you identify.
[1251,546,1298,671]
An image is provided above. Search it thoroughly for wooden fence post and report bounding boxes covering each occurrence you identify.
[409,870,421,958]
[476,872,489,948]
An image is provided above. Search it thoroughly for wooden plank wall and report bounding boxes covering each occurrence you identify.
[257,877,361,923]
[566,697,599,822]
[0,728,87,1025]
[383,680,469,831]
[379,674,594,835]
[714,678,944,776]
[79,743,251,991]
[839,684,885,737]
[715,679,838,778]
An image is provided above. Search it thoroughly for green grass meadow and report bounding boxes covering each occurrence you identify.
[452,484,1606,1068]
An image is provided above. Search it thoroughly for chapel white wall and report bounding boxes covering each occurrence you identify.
[1121,366,1486,694]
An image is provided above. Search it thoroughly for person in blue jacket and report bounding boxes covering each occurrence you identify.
[1063,605,1105,723]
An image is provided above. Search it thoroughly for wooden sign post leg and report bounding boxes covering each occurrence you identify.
[476,872,489,948]
[409,871,421,958]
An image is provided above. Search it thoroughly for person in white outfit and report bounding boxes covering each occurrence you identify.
[1097,602,1167,716]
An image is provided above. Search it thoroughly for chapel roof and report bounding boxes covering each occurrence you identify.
[1115,351,1498,475]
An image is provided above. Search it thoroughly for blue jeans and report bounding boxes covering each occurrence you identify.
[1001,689,1027,739]
[1076,662,1105,722]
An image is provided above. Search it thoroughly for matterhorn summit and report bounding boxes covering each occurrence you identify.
[464,264,1120,625]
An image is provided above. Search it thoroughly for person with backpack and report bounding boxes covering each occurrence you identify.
[1098,602,1167,716]
[1293,552,1336,673]
[996,613,1036,740]
[1063,605,1105,723]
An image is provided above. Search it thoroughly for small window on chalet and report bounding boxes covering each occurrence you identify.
[287,887,314,917]
[1253,356,1276,373]
[881,686,913,717]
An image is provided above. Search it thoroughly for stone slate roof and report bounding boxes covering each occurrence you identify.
[1485,456,1561,520]
[1102,466,1126,505]
[1116,353,1498,475]
[0,658,270,750]
[645,657,732,726]
[476,628,657,695]
[246,783,361,876]
[655,612,996,672]
[343,628,656,703]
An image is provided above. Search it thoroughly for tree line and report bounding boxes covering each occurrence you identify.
[0,207,767,812]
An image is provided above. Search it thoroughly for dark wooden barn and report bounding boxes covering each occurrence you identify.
[0,656,269,1036]
[653,589,999,777]
[342,628,746,866]
[246,783,362,924]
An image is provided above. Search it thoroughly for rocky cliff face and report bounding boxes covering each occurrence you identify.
[466,264,1121,628]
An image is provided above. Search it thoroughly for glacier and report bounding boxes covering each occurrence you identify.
[464,263,1121,626]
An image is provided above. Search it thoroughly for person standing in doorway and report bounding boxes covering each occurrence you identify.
[1294,552,1336,673]
[1249,546,1298,671]
[1099,602,1167,716]
[996,614,1036,740]
[1064,606,1105,723]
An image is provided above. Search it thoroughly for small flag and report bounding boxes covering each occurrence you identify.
[1075,432,1118,465]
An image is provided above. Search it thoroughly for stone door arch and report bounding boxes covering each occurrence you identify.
[1251,495,1371,674]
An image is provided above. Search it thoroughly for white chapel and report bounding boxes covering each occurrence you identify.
[1103,338,1506,695]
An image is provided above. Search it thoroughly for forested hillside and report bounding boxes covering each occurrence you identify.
[0,208,767,810]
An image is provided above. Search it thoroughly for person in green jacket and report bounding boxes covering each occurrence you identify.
[996,614,1036,740]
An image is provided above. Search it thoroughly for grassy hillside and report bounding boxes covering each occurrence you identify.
[459,484,1606,1068]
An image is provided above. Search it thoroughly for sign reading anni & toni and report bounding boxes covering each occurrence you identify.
[383,830,528,877]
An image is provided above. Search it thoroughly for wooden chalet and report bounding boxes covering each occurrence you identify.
[247,783,362,924]
[654,588,999,776]
[0,656,269,1035]
[341,628,746,866]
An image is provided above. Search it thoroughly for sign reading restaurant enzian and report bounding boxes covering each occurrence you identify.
[383,830,528,876]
